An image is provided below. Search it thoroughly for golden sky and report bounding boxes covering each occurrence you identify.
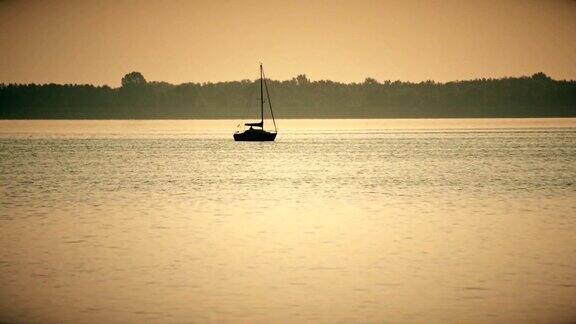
[1,0,575,86]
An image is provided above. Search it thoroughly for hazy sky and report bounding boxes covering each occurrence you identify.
[1,0,575,86]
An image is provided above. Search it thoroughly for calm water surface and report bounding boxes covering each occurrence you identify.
[1,119,576,323]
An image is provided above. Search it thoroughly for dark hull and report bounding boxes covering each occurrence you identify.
[234,131,277,142]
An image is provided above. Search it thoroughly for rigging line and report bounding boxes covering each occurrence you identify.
[262,69,278,132]
[260,64,264,123]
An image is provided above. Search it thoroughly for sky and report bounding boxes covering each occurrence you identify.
[1,0,575,86]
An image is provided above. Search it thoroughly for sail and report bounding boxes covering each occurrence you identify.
[244,121,263,127]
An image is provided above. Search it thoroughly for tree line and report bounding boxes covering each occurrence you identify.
[1,72,574,119]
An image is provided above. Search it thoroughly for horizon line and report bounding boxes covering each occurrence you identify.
[2,71,574,88]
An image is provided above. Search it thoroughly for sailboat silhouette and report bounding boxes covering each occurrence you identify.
[233,64,278,142]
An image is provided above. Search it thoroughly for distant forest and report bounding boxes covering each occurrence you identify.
[1,72,575,119]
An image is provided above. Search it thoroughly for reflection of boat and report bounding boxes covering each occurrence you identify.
[234,64,277,142]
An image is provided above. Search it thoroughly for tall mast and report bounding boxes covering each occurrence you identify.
[260,63,264,126]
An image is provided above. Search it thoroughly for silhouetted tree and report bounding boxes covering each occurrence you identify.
[363,77,379,85]
[531,72,551,81]
[121,72,147,88]
[294,74,310,86]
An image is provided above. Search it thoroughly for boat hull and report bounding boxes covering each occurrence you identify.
[233,131,277,142]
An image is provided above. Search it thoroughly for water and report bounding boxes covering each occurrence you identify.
[1,119,576,323]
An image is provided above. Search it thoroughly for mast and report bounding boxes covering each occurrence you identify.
[260,63,264,126]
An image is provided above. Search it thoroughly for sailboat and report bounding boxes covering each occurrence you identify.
[233,64,278,142]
